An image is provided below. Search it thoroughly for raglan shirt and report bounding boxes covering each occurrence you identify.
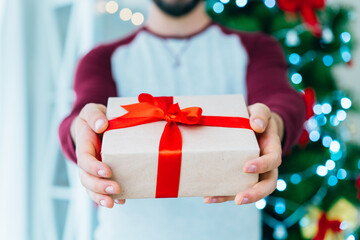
[58,21,306,239]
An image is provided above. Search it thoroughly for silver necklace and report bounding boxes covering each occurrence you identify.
[162,38,191,68]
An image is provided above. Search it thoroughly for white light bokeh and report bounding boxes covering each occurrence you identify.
[316,165,328,177]
[119,8,132,21]
[131,12,144,26]
[105,1,119,14]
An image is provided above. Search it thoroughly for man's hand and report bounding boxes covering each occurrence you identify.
[203,103,284,205]
[71,103,125,208]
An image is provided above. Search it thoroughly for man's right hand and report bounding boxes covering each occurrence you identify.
[71,103,125,208]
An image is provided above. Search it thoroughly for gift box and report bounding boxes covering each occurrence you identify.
[101,93,259,199]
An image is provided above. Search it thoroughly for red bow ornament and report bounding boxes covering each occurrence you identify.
[313,212,342,240]
[298,88,316,147]
[277,0,326,37]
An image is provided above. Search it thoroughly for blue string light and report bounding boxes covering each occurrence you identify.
[322,136,332,147]
[330,115,340,126]
[213,2,224,13]
[309,130,321,142]
[264,0,276,8]
[274,199,286,215]
[340,32,351,43]
[316,165,328,177]
[316,114,327,126]
[325,160,336,170]
[290,174,302,184]
[340,97,352,109]
[328,175,338,186]
[336,110,347,121]
[323,55,334,67]
[276,179,287,191]
[346,235,355,240]
[299,217,310,228]
[313,104,322,115]
[289,53,301,65]
[255,199,267,210]
[291,73,302,84]
[340,46,352,62]
[273,223,288,240]
[220,0,230,3]
[330,150,342,161]
[330,140,340,153]
[236,0,248,7]
[321,103,332,114]
[337,169,347,180]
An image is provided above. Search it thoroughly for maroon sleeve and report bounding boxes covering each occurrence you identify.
[242,33,306,154]
[58,45,117,163]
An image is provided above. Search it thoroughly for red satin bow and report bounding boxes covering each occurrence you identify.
[313,212,342,240]
[277,0,326,37]
[298,88,316,147]
[106,93,252,198]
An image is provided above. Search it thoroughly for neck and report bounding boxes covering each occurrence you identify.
[146,2,212,38]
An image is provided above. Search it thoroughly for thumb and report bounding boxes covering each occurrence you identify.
[79,103,108,134]
[248,103,271,134]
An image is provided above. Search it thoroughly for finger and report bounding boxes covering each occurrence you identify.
[248,103,271,133]
[79,103,108,134]
[114,199,126,205]
[244,133,282,174]
[75,118,102,155]
[76,120,112,178]
[204,196,234,204]
[86,189,114,208]
[80,169,121,195]
[234,169,278,205]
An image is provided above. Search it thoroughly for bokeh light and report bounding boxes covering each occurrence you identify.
[105,1,119,14]
[119,8,132,21]
[316,165,328,177]
[131,12,144,26]
[213,2,224,13]
[236,0,248,7]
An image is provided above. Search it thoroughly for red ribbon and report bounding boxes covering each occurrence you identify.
[277,0,326,37]
[313,212,342,240]
[298,88,316,147]
[356,174,360,200]
[105,93,252,198]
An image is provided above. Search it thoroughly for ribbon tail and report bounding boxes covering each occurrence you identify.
[156,122,182,198]
[301,5,322,37]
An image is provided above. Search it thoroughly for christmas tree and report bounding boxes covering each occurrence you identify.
[207,0,360,239]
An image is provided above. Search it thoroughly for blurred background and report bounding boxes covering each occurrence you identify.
[0,0,359,239]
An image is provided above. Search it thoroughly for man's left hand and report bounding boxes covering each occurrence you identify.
[203,103,284,205]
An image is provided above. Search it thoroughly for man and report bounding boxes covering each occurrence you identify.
[59,0,306,239]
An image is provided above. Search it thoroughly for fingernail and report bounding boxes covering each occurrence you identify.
[115,199,125,205]
[240,197,250,205]
[105,186,115,194]
[245,165,257,173]
[204,197,210,203]
[98,170,106,178]
[100,200,107,207]
[95,119,105,131]
[254,119,265,130]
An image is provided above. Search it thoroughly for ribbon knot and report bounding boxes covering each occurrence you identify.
[105,93,252,198]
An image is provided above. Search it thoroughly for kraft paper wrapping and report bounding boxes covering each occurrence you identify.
[101,95,259,199]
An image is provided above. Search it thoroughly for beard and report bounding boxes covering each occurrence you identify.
[153,0,202,17]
